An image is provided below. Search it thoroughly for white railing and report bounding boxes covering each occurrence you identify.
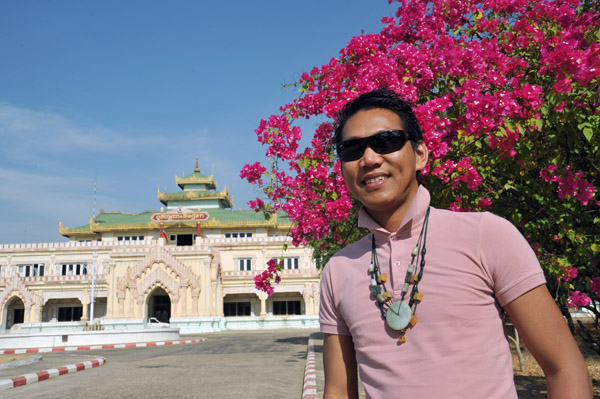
[222,268,319,279]
[0,236,293,251]
[0,275,107,283]
[200,236,291,244]
[0,239,156,250]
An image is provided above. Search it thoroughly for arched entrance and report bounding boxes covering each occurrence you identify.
[5,297,25,330]
[147,287,171,323]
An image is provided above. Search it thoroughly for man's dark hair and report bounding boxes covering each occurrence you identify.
[334,88,424,150]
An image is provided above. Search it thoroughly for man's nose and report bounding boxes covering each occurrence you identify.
[360,145,382,167]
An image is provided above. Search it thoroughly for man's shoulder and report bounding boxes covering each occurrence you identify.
[432,207,518,236]
[433,207,506,224]
[329,234,371,264]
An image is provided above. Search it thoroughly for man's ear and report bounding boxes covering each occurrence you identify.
[415,141,429,171]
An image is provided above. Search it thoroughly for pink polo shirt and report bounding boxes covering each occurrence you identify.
[320,186,545,399]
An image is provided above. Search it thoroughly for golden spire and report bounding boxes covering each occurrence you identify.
[194,157,200,173]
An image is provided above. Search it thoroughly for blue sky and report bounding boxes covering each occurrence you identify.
[0,1,395,244]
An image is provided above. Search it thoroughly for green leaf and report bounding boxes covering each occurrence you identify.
[515,122,524,134]
[583,127,593,142]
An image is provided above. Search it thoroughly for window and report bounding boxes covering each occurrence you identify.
[225,232,253,238]
[238,258,252,271]
[168,234,196,246]
[61,263,88,276]
[58,307,82,322]
[270,257,300,270]
[17,264,45,277]
[223,302,251,316]
[117,235,144,242]
[283,257,300,270]
[273,300,301,315]
[176,234,193,246]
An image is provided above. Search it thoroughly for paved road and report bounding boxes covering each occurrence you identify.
[2,329,316,399]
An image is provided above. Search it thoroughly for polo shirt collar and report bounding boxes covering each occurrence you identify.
[357,185,431,238]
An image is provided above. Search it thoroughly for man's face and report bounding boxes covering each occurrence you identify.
[340,108,428,224]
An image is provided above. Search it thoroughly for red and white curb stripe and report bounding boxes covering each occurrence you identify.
[0,357,106,391]
[302,333,318,399]
[0,338,206,355]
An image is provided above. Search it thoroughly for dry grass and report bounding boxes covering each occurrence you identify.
[513,318,600,399]
[0,353,38,365]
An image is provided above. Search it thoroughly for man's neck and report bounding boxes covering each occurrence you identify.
[370,208,409,233]
[366,186,420,233]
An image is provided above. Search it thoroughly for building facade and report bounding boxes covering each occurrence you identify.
[0,161,320,334]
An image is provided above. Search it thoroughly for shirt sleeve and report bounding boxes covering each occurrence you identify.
[319,261,351,336]
[479,212,546,307]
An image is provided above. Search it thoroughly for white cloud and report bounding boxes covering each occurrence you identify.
[0,103,261,243]
[0,103,178,159]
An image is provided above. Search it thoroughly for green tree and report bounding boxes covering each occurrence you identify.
[243,0,600,325]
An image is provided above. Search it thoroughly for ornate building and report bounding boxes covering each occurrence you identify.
[0,161,319,333]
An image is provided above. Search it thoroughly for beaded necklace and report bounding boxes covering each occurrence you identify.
[368,207,430,343]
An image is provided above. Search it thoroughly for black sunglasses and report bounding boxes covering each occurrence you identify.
[336,129,409,162]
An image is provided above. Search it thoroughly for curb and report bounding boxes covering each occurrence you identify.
[0,357,106,391]
[0,354,42,369]
[302,332,319,399]
[0,338,206,355]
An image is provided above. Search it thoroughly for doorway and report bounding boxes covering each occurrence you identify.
[5,297,25,330]
[147,287,171,323]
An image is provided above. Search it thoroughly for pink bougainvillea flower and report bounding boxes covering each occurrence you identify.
[567,291,591,308]
[557,264,578,282]
[591,277,600,298]
[241,0,600,296]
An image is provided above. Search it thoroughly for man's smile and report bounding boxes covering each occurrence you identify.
[362,174,389,186]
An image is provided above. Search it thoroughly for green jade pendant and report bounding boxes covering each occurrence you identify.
[385,301,412,331]
[369,207,430,340]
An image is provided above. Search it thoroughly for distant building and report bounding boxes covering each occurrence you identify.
[0,161,319,333]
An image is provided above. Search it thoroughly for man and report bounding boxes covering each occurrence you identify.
[319,88,592,398]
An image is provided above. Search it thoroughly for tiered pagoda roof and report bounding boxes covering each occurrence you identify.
[158,158,232,208]
[59,160,287,238]
[175,169,216,189]
[157,187,232,208]
[59,209,291,237]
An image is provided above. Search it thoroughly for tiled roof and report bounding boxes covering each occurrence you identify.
[94,211,155,226]
[157,188,232,207]
[65,208,291,229]
[175,171,217,189]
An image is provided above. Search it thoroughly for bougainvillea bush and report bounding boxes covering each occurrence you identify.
[241,0,600,325]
